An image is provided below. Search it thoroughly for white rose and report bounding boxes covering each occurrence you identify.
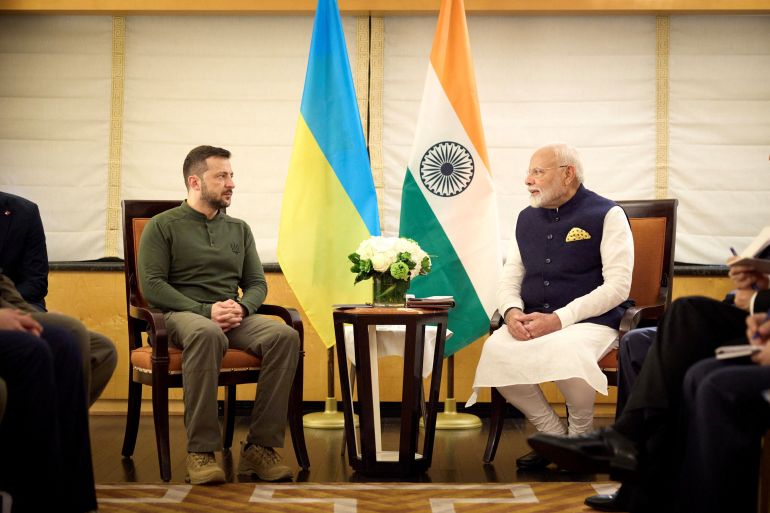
[371,252,391,272]
[411,249,430,278]
[359,246,375,261]
[394,238,412,254]
[369,236,392,254]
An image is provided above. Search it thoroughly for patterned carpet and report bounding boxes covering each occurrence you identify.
[97,482,619,513]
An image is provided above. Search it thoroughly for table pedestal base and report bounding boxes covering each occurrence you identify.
[333,307,449,479]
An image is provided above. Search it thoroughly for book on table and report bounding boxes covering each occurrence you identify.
[406,296,455,309]
[729,226,770,273]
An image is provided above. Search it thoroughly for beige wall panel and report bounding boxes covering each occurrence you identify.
[49,270,734,416]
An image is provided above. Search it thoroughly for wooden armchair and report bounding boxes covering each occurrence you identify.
[483,198,678,464]
[120,199,309,481]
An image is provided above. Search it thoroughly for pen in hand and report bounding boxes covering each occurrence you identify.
[752,308,770,341]
[730,246,761,291]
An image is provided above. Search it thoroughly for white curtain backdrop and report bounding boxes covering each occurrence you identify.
[668,16,770,264]
[0,14,768,265]
[120,16,359,263]
[382,16,657,257]
[0,16,112,261]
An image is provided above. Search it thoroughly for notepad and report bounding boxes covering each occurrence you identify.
[715,344,761,360]
[729,226,770,273]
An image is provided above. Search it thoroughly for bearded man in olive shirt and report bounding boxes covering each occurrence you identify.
[138,145,299,485]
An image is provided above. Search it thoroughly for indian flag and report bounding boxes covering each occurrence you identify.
[278,0,380,348]
[399,0,501,356]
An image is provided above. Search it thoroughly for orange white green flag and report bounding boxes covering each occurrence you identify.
[399,0,501,356]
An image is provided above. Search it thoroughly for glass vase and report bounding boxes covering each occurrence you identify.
[372,272,410,307]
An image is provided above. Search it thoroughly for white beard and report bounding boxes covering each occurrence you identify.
[528,185,564,209]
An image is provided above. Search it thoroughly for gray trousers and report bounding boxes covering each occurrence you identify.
[164,311,300,453]
[32,312,118,406]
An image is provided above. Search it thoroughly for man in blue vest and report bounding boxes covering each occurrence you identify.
[467,143,634,469]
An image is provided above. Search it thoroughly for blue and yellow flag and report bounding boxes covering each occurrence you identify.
[278,0,380,348]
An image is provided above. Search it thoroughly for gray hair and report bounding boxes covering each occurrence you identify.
[540,143,584,184]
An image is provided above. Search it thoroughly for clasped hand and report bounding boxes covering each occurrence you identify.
[505,309,562,340]
[0,308,43,337]
[211,299,245,332]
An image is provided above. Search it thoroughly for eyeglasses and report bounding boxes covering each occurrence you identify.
[526,165,568,178]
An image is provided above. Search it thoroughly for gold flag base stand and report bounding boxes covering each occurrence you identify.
[435,398,482,430]
[303,397,358,429]
[426,354,481,430]
[420,398,481,430]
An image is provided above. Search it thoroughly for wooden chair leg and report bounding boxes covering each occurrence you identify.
[483,387,506,464]
[223,385,236,449]
[121,379,142,457]
[289,358,310,470]
[151,381,172,482]
[340,362,357,459]
[759,431,770,513]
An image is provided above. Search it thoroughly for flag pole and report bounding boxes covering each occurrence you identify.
[303,347,344,428]
[434,354,481,429]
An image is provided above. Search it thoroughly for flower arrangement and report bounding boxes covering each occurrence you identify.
[349,236,431,306]
[349,236,431,283]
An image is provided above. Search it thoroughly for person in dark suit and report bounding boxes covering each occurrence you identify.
[0,308,97,513]
[0,191,117,405]
[0,192,48,311]
[679,325,770,513]
[615,327,656,419]
[0,273,117,406]
[529,258,770,513]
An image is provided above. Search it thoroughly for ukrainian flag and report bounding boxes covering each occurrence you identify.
[278,0,380,348]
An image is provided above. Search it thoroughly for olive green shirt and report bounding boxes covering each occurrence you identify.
[138,201,267,319]
[0,273,35,313]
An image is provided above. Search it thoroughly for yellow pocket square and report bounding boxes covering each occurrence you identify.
[565,227,591,242]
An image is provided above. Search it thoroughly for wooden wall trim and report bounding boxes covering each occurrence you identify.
[2,0,770,15]
[104,15,125,258]
[655,15,670,200]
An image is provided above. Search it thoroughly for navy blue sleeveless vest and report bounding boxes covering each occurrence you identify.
[515,184,628,329]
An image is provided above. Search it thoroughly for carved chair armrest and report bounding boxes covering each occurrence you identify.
[256,304,305,352]
[129,304,169,358]
[619,302,665,338]
[490,309,503,334]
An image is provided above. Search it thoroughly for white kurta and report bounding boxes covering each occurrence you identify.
[466,205,634,406]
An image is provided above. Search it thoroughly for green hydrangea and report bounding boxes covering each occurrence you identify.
[389,261,410,280]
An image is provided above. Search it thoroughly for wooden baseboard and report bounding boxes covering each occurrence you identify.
[89,398,617,419]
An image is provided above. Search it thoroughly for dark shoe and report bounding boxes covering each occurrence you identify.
[585,483,632,512]
[515,450,551,469]
[528,427,638,476]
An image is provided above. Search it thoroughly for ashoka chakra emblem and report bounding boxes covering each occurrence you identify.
[419,141,474,197]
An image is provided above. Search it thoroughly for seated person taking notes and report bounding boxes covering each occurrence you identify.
[529,254,770,513]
